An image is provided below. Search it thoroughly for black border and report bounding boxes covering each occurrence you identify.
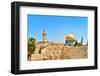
[11,1,98,74]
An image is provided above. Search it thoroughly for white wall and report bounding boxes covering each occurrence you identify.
[0,0,99,76]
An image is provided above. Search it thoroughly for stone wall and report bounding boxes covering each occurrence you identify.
[60,46,88,59]
[31,42,88,61]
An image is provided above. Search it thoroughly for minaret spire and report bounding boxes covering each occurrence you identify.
[42,30,47,42]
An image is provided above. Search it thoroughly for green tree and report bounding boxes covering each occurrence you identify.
[67,42,72,46]
[28,37,36,61]
[86,40,88,46]
[80,36,83,46]
[74,40,78,47]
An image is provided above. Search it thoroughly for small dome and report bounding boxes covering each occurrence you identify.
[66,33,76,40]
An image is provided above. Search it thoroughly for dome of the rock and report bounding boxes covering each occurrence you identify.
[66,33,76,41]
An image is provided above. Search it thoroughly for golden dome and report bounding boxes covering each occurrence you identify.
[66,33,76,40]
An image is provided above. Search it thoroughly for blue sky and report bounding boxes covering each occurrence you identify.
[28,14,88,43]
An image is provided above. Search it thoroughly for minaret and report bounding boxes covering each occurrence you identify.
[42,30,47,42]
